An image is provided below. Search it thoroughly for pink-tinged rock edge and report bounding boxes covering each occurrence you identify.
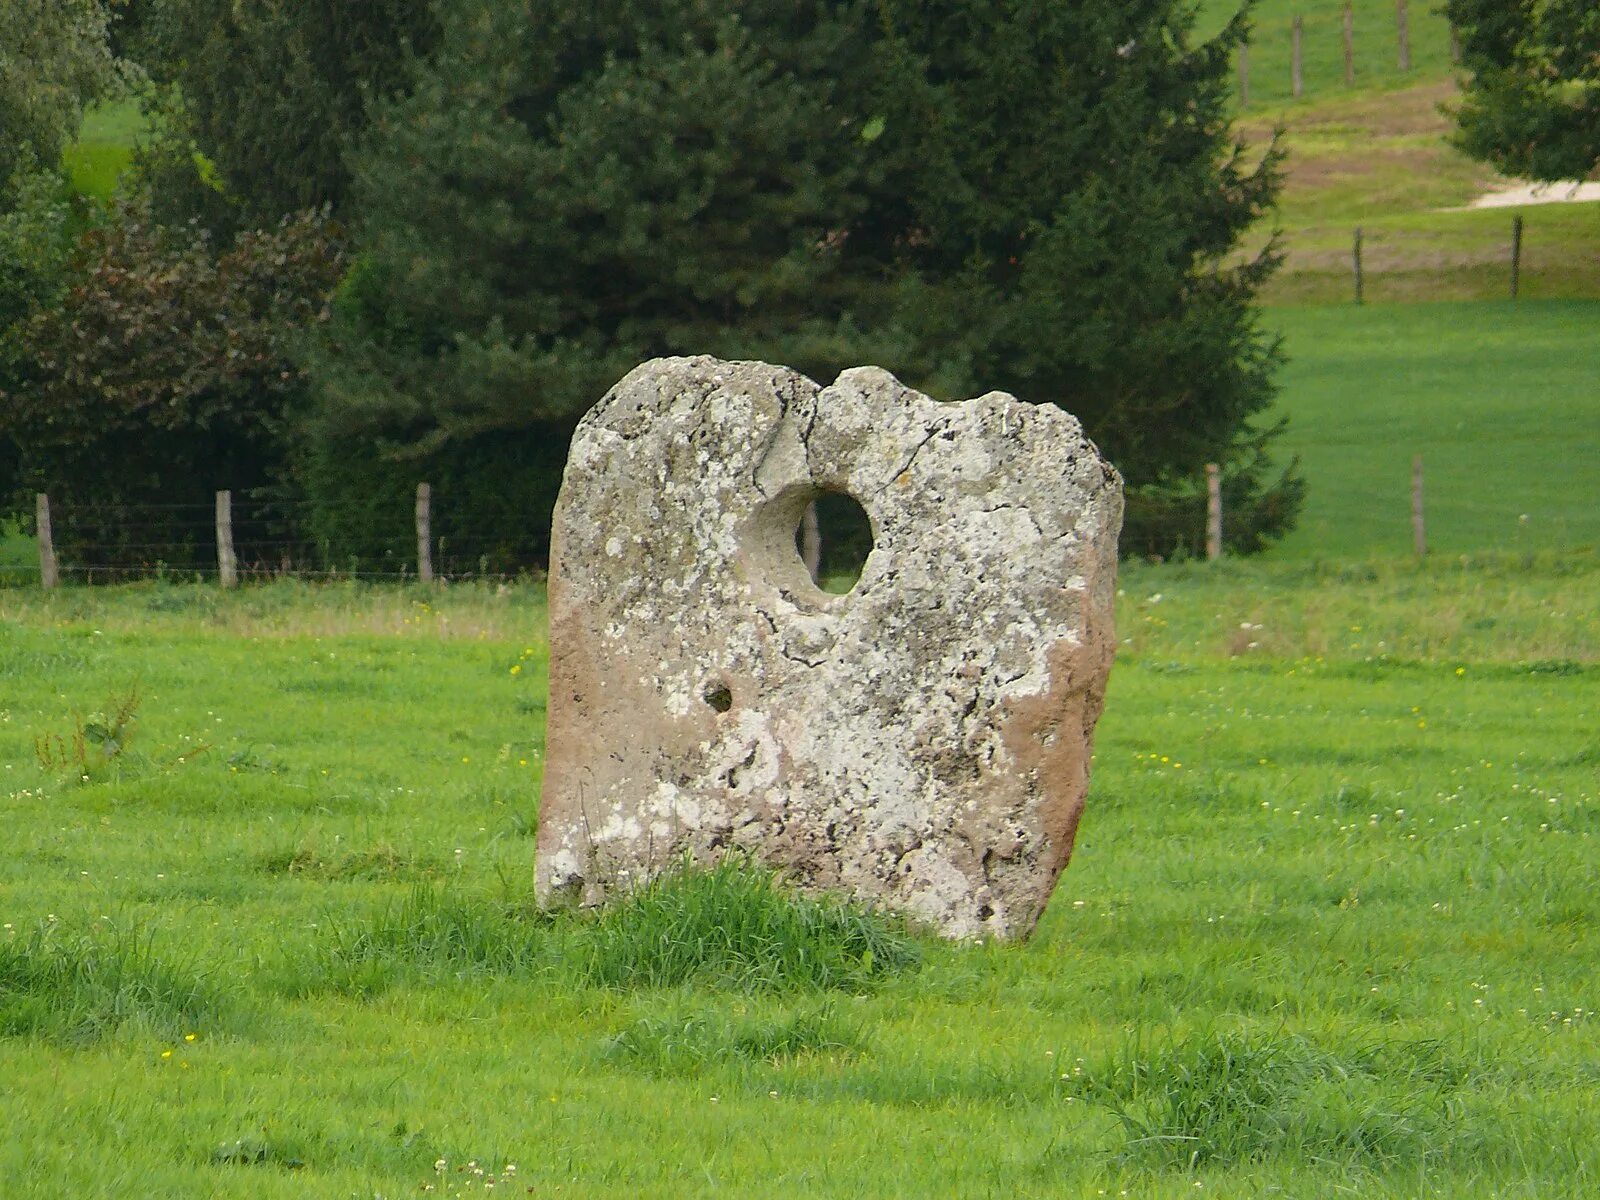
[536,357,1122,940]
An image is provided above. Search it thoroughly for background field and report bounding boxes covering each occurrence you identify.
[1266,300,1600,558]
[1198,0,1459,108]
[1,561,1596,1197]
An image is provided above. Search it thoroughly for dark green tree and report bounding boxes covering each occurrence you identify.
[317,0,1294,560]
[0,0,121,505]
[132,0,439,230]
[1445,0,1600,181]
[856,0,1295,556]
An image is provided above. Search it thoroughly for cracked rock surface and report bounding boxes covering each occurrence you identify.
[536,356,1122,940]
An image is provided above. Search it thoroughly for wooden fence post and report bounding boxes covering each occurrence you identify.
[1238,42,1250,108]
[1449,24,1461,64]
[1396,0,1411,70]
[1343,3,1355,86]
[36,493,58,589]
[800,502,821,582]
[1353,227,1365,305]
[416,482,434,583]
[1412,455,1426,559]
[215,489,238,588]
[1205,463,1223,561]
[1292,15,1304,98]
[1510,214,1524,300]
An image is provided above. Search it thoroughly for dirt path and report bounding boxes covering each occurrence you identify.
[1465,182,1600,209]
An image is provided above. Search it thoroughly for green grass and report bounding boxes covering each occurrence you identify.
[1199,0,1458,109]
[0,518,36,584]
[1265,300,1600,558]
[572,857,918,993]
[61,99,146,200]
[603,996,867,1077]
[0,919,228,1044]
[1078,1029,1472,1172]
[0,566,1595,1196]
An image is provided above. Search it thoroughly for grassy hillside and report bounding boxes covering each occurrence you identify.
[0,568,1595,1196]
[1244,84,1599,305]
[1265,300,1600,558]
[1199,0,1458,108]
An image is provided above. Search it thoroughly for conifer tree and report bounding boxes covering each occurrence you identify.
[317,0,1297,557]
[133,0,439,230]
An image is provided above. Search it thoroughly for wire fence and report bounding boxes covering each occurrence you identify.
[1232,0,1457,110]
[5,448,1593,590]
[4,486,548,586]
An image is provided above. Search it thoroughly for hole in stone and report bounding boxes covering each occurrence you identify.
[794,491,874,595]
[703,684,733,713]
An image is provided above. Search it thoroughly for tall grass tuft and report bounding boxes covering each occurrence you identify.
[0,922,227,1043]
[285,885,551,996]
[1076,1031,1467,1172]
[603,996,865,1076]
[285,859,918,998]
[572,856,919,993]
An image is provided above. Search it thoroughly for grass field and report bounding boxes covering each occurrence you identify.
[1264,300,1600,558]
[1198,0,1459,109]
[15,36,1598,1193]
[61,101,145,201]
[1,561,1596,1197]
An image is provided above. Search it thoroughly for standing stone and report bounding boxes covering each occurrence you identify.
[536,357,1122,940]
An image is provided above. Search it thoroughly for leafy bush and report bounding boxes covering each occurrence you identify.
[0,200,344,566]
[1447,0,1600,182]
[0,0,119,193]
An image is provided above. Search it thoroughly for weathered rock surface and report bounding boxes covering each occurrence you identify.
[536,357,1122,939]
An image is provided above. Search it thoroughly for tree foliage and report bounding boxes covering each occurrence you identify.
[0,170,75,338]
[321,0,1296,556]
[132,0,439,229]
[1446,0,1600,181]
[0,0,118,198]
[0,202,344,561]
[860,1,1293,535]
